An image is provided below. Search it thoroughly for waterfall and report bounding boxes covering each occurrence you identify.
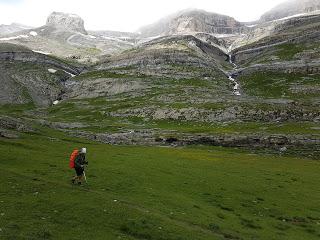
[228,54,241,96]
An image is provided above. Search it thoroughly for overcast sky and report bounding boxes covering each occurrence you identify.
[0,0,287,31]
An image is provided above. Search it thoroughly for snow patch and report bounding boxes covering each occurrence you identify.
[213,34,237,38]
[32,50,51,55]
[102,36,135,45]
[29,31,38,36]
[274,13,307,22]
[88,35,96,39]
[48,69,57,73]
[269,11,320,23]
[63,70,76,77]
[0,35,29,41]
[138,35,162,44]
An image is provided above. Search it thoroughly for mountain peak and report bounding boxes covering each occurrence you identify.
[46,11,87,34]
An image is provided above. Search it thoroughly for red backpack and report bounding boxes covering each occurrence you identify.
[69,149,79,169]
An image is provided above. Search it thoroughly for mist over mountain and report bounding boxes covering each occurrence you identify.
[138,9,246,37]
[0,23,32,36]
[260,0,320,22]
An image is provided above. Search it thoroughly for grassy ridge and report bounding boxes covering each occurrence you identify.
[0,128,320,239]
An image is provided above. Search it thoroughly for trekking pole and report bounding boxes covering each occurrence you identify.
[83,170,88,184]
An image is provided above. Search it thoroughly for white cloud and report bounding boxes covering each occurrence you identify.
[0,0,287,32]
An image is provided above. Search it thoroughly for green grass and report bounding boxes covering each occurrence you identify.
[151,120,320,135]
[42,96,320,144]
[239,72,320,99]
[0,43,31,52]
[85,47,102,55]
[0,103,35,116]
[0,128,320,239]
[276,44,306,60]
[238,41,320,66]
[276,42,320,61]
[44,96,320,137]
[73,70,130,80]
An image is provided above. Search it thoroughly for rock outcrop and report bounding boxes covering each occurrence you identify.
[0,116,34,133]
[46,12,87,34]
[64,128,320,154]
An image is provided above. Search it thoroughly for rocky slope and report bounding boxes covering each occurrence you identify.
[63,35,230,100]
[231,12,320,51]
[139,9,246,38]
[232,13,320,64]
[96,35,228,74]
[260,0,320,22]
[0,43,81,106]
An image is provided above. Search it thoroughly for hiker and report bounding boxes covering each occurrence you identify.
[71,148,88,185]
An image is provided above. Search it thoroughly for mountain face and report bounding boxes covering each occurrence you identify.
[46,12,87,34]
[0,6,319,155]
[139,9,246,37]
[260,0,320,22]
[0,10,245,62]
[0,23,32,36]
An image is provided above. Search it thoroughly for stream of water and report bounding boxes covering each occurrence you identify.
[228,54,241,96]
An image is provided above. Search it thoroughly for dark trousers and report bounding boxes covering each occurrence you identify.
[75,167,84,176]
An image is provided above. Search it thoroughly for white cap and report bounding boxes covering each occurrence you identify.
[81,148,87,154]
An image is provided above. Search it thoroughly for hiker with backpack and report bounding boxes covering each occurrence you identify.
[70,148,88,185]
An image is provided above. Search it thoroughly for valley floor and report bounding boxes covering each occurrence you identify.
[0,128,319,240]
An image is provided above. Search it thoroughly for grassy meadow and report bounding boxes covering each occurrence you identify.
[0,127,319,239]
